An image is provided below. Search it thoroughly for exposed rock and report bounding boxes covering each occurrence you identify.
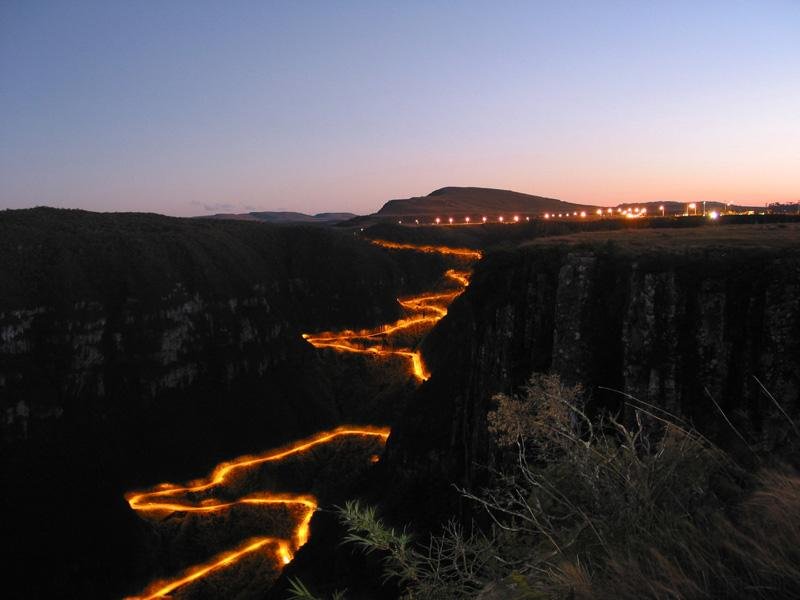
[387,236,800,516]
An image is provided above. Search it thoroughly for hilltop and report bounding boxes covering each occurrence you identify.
[375,186,592,218]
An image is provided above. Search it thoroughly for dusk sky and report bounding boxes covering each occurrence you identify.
[2,1,798,216]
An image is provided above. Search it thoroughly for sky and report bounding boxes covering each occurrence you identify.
[1,1,798,216]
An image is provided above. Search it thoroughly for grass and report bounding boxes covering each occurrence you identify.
[520,221,800,252]
[292,374,800,600]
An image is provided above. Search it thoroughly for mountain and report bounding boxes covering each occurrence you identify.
[375,186,594,218]
[201,211,357,225]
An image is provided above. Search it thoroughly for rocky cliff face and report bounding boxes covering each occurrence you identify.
[0,208,446,599]
[387,227,800,513]
[0,209,448,446]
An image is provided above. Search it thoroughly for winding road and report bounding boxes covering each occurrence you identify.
[125,239,480,599]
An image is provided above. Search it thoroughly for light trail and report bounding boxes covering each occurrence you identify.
[302,242,480,380]
[132,538,288,600]
[126,240,480,598]
[369,239,482,259]
[125,427,389,599]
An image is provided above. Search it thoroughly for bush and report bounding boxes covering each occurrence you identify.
[293,374,800,599]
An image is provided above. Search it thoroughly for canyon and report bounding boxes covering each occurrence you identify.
[1,207,798,599]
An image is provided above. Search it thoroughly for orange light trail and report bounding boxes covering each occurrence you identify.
[126,240,481,598]
[369,239,482,260]
[302,243,480,380]
[125,426,389,599]
[132,538,289,600]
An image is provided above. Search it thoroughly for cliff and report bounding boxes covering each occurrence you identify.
[386,224,800,520]
[0,208,446,598]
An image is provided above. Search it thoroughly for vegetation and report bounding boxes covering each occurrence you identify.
[291,374,800,599]
[0,207,447,319]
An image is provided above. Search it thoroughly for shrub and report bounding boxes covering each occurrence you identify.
[294,374,800,599]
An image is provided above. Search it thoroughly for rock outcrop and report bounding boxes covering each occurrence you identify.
[387,226,800,515]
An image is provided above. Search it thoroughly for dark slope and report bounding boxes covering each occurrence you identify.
[200,211,357,225]
[0,208,444,599]
[384,223,800,527]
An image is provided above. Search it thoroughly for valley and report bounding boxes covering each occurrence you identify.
[1,208,798,599]
[121,238,480,598]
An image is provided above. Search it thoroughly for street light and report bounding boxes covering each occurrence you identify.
[659,205,665,217]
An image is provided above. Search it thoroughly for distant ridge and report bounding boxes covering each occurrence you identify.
[375,186,593,218]
[200,211,357,225]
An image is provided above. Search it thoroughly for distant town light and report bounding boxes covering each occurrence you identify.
[607,208,612,214]
[526,216,530,221]
[580,211,587,218]
[513,215,520,222]
[544,213,550,219]
[435,217,441,224]
[465,216,470,223]
[709,211,719,220]
[448,217,453,224]
[596,209,603,215]
[498,216,504,222]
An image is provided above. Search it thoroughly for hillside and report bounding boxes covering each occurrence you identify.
[0,208,447,599]
[201,211,357,225]
[375,186,594,218]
